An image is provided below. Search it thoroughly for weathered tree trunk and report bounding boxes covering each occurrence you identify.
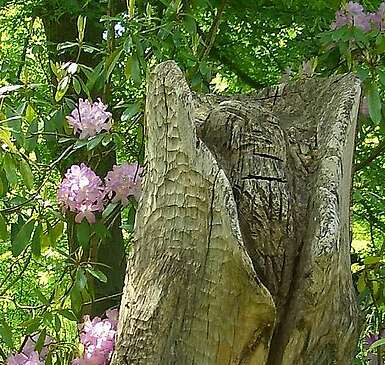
[111,61,361,365]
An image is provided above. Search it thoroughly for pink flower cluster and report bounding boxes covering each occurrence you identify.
[7,352,43,365]
[67,99,112,139]
[57,163,142,224]
[332,2,385,32]
[105,163,143,206]
[57,164,105,224]
[7,335,51,365]
[72,308,118,365]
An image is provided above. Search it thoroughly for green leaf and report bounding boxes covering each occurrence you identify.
[73,77,81,94]
[87,133,105,151]
[49,221,64,246]
[25,119,38,152]
[76,220,90,247]
[102,134,112,147]
[378,69,385,87]
[0,319,13,347]
[105,48,123,81]
[35,328,47,354]
[76,268,87,290]
[55,76,70,102]
[376,34,385,53]
[54,314,61,333]
[357,272,366,294]
[85,62,104,92]
[34,287,49,305]
[25,104,36,123]
[94,223,111,240]
[12,219,35,256]
[57,309,78,321]
[3,154,18,187]
[183,14,197,35]
[57,42,77,51]
[367,83,382,124]
[125,55,141,85]
[0,213,8,241]
[77,15,87,42]
[74,138,89,149]
[22,318,41,334]
[102,202,119,219]
[0,171,8,197]
[31,222,42,256]
[364,256,381,265]
[19,159,34,189]
[355,65,369,82]
[121,103,139,121]
[86,267,108,283]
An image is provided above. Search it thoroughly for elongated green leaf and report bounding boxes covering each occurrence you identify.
[105,48,123,81]
[86,267,108,283]
[12,219,35,256]
[0,319,13,347]
[76,220,90,247]
[3,154,18,187]
[87,134,105,151]
[55,76,70,102]
[57,309,78,321]
[73,77,81,94]
[367,83,382,124]
[31,223,42,256]
[49,221,64,246]
[35,328,47,353]
[0,213,8,241]
[77,16,86,42]
[125,55,141,85]
[19,159,34,189]
[76,268,87,290]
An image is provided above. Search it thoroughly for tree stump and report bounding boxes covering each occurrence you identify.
[111,61,360,365]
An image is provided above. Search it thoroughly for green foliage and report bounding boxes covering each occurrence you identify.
[0,0,384,363]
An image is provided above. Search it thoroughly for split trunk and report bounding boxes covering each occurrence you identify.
[111,61,360,365]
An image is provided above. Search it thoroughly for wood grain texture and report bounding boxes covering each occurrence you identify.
[111,61,275,365]
[112,62,360,365]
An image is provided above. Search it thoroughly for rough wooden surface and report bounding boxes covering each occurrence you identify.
[112,61,361,365]
[111,61,275,365]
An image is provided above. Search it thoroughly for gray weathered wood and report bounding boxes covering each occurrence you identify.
[111,62,360,365]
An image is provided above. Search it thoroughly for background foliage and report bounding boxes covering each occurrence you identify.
[0,0,384,363]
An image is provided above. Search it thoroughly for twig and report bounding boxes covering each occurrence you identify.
[353,139,385,173]
[200,0,226,60]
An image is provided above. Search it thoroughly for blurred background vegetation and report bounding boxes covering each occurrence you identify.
[0,0,384,363]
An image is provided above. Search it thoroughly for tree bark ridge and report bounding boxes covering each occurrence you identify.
[113,62,361,365]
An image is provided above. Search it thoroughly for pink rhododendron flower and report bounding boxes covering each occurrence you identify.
[105,163,143,205]
[72,309,119,365]
[7,351,43,365]
[67,99,112,139]
[370,2,385,31]
[332,2,385,32]
[57,164,105,224]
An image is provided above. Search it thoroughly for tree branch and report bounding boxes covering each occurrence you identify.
[200,0,226,60]
[353,139,385,173]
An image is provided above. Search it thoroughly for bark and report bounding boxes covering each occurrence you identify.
[112,61,361,364]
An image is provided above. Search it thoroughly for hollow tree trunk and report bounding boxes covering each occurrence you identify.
[111,61,360,365]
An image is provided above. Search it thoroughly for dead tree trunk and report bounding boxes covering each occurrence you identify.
[111,61,361,365]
